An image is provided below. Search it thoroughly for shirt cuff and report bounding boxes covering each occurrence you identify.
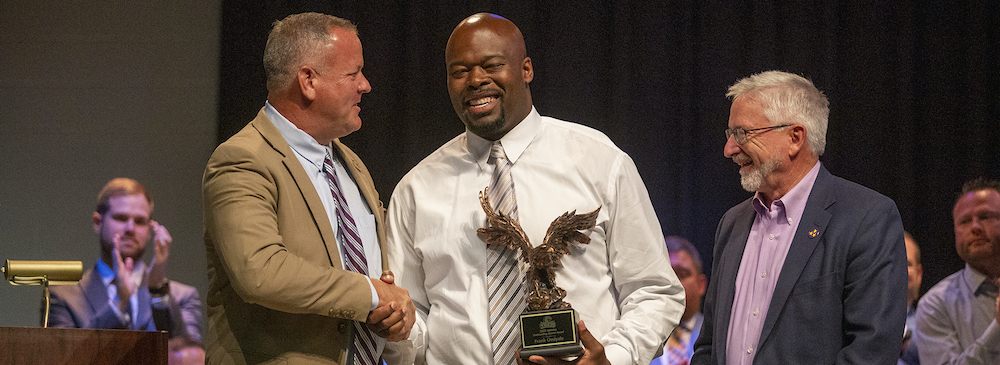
[150,294,170,308]
[368,277,378,311]
[604,343,631,365]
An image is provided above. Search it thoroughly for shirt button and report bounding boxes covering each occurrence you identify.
[753,309,759,316]
[747,348,753,354]
[787,217,793,223]
[768,234,775,240]
[760,272,766,278]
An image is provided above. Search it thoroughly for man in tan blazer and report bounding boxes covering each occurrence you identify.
[203,12,414,365]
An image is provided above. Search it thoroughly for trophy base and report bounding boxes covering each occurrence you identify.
[518,308,583,360]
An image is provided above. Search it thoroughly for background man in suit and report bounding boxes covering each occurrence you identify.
[202,12,413,365]
[691,70,907,364]
[48,177,203,362]
[652,236,707,365]
[387,13,684,365]
[913,178,1000,365]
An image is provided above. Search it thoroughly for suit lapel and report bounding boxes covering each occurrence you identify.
[757,167,834,348]
[251,109,344,270]
[716,200,756,361]
[81,268,110,322]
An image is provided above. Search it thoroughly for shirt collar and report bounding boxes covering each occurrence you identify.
[265,101,331,170]
[95,258,146,287]
[964,264,998,297]
[752,161,822,224]
[467,106,542,171]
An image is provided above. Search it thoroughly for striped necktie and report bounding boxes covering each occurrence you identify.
[665,325,691,364]
[486,141,528,365]
[324,150,383,365]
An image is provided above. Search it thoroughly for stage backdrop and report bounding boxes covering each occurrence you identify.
[218,0,999,300]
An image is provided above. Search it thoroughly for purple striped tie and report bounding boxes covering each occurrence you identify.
[324,150,382,365]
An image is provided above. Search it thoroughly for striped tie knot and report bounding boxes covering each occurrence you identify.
[488,141,518,221]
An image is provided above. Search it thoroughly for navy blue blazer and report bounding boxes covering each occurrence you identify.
[692,166,907,364]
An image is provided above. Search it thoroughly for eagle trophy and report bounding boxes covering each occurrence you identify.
[477,188,601,311]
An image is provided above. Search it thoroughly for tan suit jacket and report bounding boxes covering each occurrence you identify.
[203,108,389,364]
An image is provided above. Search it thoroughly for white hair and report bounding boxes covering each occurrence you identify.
[727,71,829,156]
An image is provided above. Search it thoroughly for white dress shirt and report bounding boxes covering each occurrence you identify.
[387,107,686,365]
[266,102,380,310]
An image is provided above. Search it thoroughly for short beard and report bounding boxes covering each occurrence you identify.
[738,155,780,192]
[466,107,506,140]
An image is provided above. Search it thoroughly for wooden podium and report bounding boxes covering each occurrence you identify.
[0,326,168,364]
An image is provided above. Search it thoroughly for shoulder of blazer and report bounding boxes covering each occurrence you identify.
[807,165,890,213]
[248,107,293,159]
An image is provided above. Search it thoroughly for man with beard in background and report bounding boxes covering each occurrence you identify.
[48,178,204,364]
[913,178,1000,365]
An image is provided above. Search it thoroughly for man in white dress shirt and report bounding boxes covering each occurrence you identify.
[387,13,685,365]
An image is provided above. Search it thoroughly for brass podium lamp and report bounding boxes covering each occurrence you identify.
[2,260,83,327]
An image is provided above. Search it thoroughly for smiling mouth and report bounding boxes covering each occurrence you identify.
[469,96,497,108]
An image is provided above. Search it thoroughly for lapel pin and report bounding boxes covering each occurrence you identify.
[808,228,819,238]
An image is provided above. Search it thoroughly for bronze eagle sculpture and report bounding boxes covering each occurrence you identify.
[477,188,601,311]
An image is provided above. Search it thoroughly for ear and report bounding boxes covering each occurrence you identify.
[93,212,103,234]
[298,66,320,101]
[695,273,708,297]
[521,57,533,84]
[787,124,807,158]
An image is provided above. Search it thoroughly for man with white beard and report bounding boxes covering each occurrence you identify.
[691,71,908,365]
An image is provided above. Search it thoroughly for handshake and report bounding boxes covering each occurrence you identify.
[367,271,415,341]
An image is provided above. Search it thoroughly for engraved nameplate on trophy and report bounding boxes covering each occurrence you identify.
[477,189,600,360]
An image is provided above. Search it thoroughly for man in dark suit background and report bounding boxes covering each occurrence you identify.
[48,177,204,363]
[691,70,907,364]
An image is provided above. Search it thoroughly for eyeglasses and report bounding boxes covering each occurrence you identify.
[724,124,792,144]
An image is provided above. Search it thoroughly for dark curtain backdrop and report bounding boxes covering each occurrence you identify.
[218,1,1000,296]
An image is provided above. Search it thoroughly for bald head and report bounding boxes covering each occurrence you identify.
[447,13,527,62]
[445,13,534,141]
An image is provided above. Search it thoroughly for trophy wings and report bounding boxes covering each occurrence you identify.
[478,189,532,254]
